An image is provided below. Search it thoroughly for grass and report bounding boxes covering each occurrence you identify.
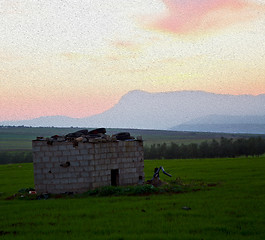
[0,157,265,239]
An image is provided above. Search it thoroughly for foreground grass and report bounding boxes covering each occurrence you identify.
[0,157,265,239]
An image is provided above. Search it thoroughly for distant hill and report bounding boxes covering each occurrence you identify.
[1,90,265,130]
[170,115,265,134]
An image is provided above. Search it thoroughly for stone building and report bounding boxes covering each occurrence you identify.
[32,139,144,194]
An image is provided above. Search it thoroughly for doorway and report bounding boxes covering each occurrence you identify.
[111,169,119,186]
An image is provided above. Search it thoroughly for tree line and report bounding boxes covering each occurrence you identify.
[0,151,32,164]
[1,136,265,164]
[144,137,265,159]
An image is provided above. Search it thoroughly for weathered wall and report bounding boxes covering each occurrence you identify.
[32,140,144,193]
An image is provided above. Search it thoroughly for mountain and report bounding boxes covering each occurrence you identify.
[170,114,265,134]
[1,90,265,130]
[175,114,265,125]
[0,116,81,128]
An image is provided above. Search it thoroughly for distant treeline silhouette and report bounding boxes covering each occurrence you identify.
[1,137,265,164]
[144,137,265,159]
[0,151,32,164]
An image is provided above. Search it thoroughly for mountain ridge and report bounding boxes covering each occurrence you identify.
[1,90,265,132]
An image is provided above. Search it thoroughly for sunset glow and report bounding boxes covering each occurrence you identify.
[0,0,265,121]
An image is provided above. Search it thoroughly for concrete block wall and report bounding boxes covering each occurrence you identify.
[32,140,144,194]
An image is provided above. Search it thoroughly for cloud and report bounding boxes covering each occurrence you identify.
[113,41,141,51]
[145,0,264,35]
[61,52,84,61]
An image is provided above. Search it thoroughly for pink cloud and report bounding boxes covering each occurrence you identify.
[147,0,263,34]
[113,40,141,52]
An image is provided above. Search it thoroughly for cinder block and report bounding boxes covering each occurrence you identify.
[78,178,84,183]
[70,161,80,167]
[77,143,85,149]
[69,178,78,183]
[70,172,81,178]
[67,155,76,161]
[51,146,59,151]
[32,152,38,159]
[38,152,45,158]
[53,151,61,156]
[110,164,119,169]
[111,158,117,164]
[88,166,95,171]
[118,141,124,147]
[96,176,102,182]
[45,173,54,179]
[42,157,50,162]
[86,144,93,149]
[88,155,94,160]
[58,145,67,151]
[50,157,59,163]
[52,179,61,184]
[62,151,71,156]
[66,144,75,150]
[91,171,99,177]
[33,157,41,163]
[34,170,42,177]
[70,149,80,155]
[32,146,41,152]
[92,182,100,188]
[124,163,131,168]
[87,176,95,183]
[95,165,102,171]
[105,159,110,164]
[89,148,95,154]
[98,159,105,165]
[106,153,112,159]
[80,161,88,166]
[101,165,107,170]
[89,160,95,165]
[62,172,72,178]
[45,163,53,168]
[81,172,89,177]
[135,151,140,157]
[42,145,51,151]
[55,184,65,190]
[80,149,88,155]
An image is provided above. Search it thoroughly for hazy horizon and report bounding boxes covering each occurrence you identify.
[1,0,265,121]
[2,89,265,122]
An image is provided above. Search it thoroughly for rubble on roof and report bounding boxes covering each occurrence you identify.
[34,128,143,146]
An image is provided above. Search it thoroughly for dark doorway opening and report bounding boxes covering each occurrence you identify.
[111,169,119,186]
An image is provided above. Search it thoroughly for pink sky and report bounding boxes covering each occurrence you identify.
[149,0,256,34]
[0,0,265,121]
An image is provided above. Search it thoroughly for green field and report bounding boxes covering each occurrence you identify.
[0,126,255,151]
[1,157,265,239]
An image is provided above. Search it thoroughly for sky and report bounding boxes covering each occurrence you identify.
[0,0,265,121]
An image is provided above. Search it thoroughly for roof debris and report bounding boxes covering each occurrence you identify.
[35,128,142,147]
